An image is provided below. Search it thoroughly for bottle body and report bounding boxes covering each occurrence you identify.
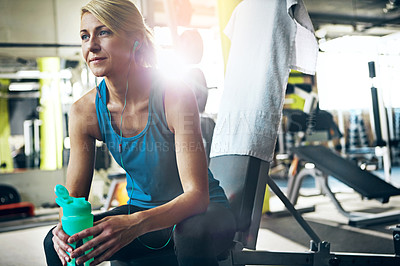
[62,213,94,266]
[61,213,93,237]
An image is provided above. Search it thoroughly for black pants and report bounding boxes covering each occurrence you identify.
[44,202,236,266]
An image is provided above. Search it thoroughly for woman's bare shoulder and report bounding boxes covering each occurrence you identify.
[163,80,199,133]
[164,79,195,103]
[71,88,97,112]
[69,88,102,140]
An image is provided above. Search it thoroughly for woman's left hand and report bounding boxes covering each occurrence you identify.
[69,214,141,265]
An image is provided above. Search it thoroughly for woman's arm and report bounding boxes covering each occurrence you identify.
[65,95,98,199]
[51,90,99,265]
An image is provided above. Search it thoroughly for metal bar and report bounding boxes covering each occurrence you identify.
[309,12,400,25]
[332,252,400,266]
[233,250,313,265]
[392,225,400,256]
[232,248,400,266]
[0,91,40,99]
[23,120,33,156]
[33,119,42,168]
[348,210,400,227]
[0,43,80,48]
[266,175,322,244]
[318,174,355,219]
[287,168,316,205]
[371,86,386,146]
[244,161,269,250]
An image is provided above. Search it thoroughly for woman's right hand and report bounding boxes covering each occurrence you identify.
[52,223,73,266]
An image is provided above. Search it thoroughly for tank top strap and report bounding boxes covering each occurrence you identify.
[95,79,108,142]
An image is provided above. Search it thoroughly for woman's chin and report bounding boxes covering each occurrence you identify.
[91,70,106,77]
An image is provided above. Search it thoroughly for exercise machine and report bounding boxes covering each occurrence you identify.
[345,61,392,182]
[288,145,400,227]
[0,184,34,220]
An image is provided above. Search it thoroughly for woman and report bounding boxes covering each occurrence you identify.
[43,0,236,265]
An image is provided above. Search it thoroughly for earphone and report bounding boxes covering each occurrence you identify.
[117,40,139,153]
[95,40,176,250]
[133,40,139,54]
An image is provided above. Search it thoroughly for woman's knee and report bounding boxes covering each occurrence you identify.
[43,229,53,250]
[43,227,55,253]
[174,203,236,244]
[175,212,212,242]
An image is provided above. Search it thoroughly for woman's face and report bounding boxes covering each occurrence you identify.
[80,12,133,78]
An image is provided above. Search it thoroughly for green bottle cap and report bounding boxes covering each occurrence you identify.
[54,184,91,216]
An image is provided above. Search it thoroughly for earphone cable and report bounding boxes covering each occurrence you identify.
[94,47,175,250]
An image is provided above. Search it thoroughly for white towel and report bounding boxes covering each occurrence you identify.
[210,0,318,162]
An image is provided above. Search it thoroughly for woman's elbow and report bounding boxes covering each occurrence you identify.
[187,189,209,214]
[197,192,210,214]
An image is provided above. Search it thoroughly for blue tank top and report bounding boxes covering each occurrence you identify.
[95,74,228,208]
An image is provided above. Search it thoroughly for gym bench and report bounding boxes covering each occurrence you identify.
[288,145,400,227]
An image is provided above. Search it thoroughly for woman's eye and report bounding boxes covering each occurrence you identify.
[99,30,110,36]
[81,34,89,41]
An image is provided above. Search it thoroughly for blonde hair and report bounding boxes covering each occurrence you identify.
[81,0,156,67]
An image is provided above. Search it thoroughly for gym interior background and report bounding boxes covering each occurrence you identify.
[1,0,400,265]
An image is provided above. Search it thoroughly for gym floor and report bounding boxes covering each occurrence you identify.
[1,168,399,266]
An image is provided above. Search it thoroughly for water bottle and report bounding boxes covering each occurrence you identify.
[55,184,94,266]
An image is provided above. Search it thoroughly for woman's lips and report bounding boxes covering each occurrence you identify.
[89,57,106,63]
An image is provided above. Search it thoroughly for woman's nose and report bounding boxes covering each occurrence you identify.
[88,37,100,52]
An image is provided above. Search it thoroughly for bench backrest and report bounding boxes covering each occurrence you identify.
[209,155,269,249]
